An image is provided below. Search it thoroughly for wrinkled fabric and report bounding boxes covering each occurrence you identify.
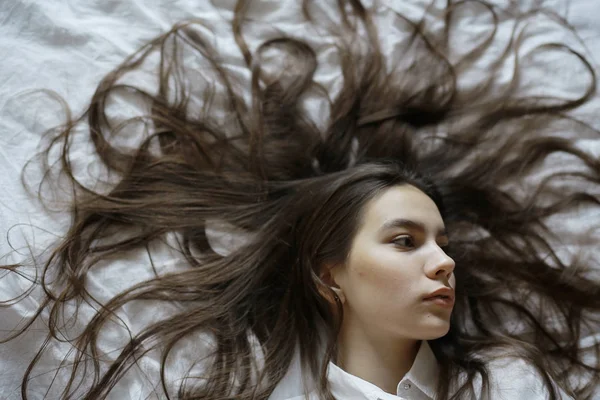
[277,341,575,399]
[1,0,599,399]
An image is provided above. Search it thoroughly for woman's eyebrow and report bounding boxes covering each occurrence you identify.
[380,218,447,236]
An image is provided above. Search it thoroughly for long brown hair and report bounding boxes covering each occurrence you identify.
[2,0,600,399]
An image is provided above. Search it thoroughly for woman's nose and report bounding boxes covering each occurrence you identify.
[426,246,455,278]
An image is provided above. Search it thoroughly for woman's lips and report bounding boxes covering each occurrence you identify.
[423,295,455,308]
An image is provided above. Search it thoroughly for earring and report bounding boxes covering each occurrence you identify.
[331,287,345,304]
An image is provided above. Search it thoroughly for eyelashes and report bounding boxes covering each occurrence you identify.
[392,235,415,248]
[391,235,450,250]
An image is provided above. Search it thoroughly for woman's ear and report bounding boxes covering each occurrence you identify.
[319,264,346,305]
[330,286,346,304]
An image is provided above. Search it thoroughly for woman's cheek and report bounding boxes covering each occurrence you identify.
[360,250,414,294]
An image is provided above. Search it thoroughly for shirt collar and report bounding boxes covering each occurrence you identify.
[326,340,439,399]
[402,340,439,398]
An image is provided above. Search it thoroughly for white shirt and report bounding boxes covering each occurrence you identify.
[271,341,574,400]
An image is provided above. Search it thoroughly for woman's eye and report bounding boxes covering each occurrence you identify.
[392,235,415,248]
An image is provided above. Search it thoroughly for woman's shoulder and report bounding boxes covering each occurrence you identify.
[270,344,575,400]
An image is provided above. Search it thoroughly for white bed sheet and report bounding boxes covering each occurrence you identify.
[1,0,599,399]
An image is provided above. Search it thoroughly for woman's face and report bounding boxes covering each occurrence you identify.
[330,184,456,341]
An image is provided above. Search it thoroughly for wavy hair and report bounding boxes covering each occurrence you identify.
[2,0,600,399]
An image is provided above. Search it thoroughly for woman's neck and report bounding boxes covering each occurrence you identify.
[335,315,421,394]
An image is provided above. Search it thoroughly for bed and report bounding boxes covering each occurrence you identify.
[1,0,599,398]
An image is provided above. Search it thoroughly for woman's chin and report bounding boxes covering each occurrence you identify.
[419,320,451,340]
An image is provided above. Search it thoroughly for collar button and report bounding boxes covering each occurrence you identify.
[403,382,412,390]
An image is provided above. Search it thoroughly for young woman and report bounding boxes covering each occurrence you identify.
[1,1,599,399]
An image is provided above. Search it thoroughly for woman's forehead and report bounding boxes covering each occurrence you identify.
[361,185,444,232]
